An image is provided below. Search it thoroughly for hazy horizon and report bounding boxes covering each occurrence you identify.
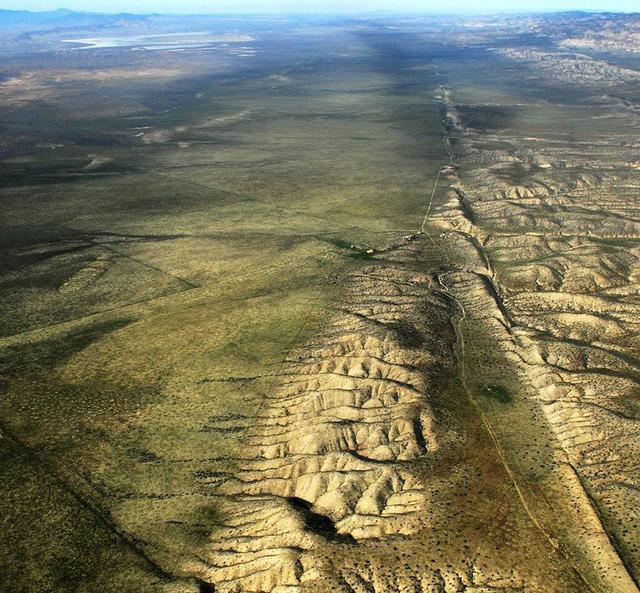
[2,1,640,15]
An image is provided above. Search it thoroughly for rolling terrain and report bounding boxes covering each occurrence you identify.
[1,10,640,593]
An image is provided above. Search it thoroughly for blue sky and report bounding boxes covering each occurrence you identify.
[3,0,640,13]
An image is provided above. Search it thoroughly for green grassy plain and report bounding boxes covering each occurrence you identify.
[0,21,447,591]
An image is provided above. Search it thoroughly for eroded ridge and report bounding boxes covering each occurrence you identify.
[192,247,451,592]
[432,62,640,584]
[188,234,630,593]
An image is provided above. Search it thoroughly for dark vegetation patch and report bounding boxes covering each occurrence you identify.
[478,384,513,404]
[326,238,376,260]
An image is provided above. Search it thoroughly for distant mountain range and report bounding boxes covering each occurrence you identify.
[0,6,637,38]
[0,8,152,29]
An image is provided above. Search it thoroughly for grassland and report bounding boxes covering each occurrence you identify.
[0,17,447,593]
[2,11,640,593]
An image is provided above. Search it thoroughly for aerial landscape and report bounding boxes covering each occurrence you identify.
[1,3,640,592]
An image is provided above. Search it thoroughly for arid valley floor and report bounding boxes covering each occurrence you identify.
[2,9,640,593]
